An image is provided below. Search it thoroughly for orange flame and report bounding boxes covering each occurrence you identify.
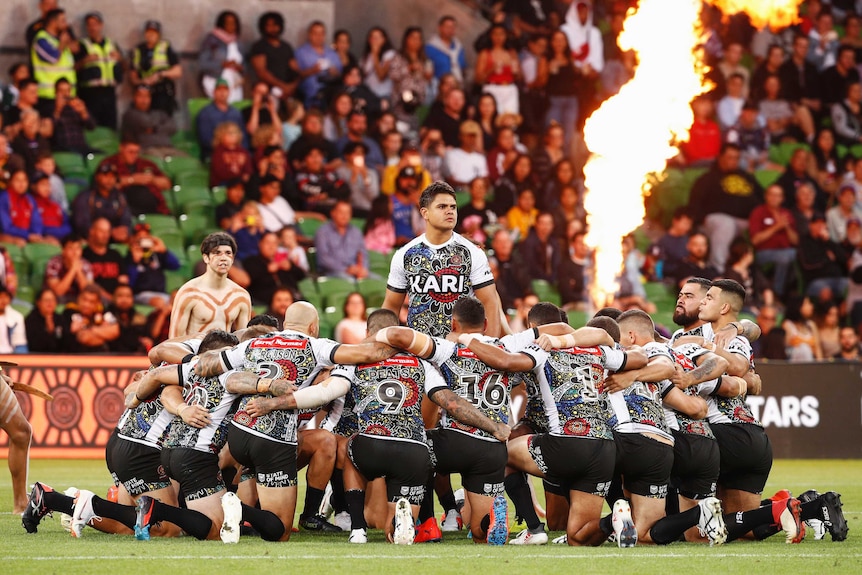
[583,0,706,308]
[709,0,803,30]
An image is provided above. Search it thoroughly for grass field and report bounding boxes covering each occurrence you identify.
[1,459,861,575]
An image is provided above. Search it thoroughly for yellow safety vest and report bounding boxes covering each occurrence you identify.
[80,37,117,87]
[31,29,76,99]
[133,41,170,79]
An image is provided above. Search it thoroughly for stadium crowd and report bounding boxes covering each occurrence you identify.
[1,0,862,362]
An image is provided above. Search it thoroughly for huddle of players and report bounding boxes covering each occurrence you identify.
[20,277,848,546]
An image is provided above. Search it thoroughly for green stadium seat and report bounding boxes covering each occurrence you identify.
[211,186,227,206]
[187,97,211,133]
[175,172,210,189]
[159,231,186,259]
[171,185,213,215]
[137,213,180,235]
[315,277,356,308]
[23,243,62,264]
[297,277,321,308]
[768,142,809,166]
[567,310,588,328]
[356,278,388,308]
[368,250,392,278]
[84,152,107,177]
[172,139,201,158]
[179,213,215,244]
[755,169,782,188]
[531,279,561,306]
[1,242,24,259]
[234,99,253,111]
[16,284,34,304]
[84,126,118,149]
[111,243,129,257]
[164,155,206,179]
[53,151,87,180]
[297,217,325,238]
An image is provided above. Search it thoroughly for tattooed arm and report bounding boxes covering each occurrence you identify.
[670,352,729,390]
[429,388,510,442]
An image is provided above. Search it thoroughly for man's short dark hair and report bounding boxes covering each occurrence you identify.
[258,11,284,35]
[308,20,326,31]
[215,10,241,35]
[17,77,37,91]
[594,307,622,321]
[587,316,620,343]
[439,15,455,26]
[684,277,713,291]
[838,44,856,60]
[452,296,485,330]
[720,142,741,156]
[710,278,746,311]
[199,329,240,354]
[54,77,70,90]
[44,8,65,26]
[61,233,83,246]
[617,309,655,337]
[528,302,562,327]
[200,232,237,256]
[248,314,279,328]
[367,309,399,334]
[419,181,457,209]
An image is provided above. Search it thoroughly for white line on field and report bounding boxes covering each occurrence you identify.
[7,553,862,561]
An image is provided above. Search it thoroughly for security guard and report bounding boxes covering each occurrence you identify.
[76,12,123,129]
[30,8,76,117]
[130,21,182,116]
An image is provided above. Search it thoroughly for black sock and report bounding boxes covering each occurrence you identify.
[43,490,75,515]
[303,486,325,519]
[479,513,491,533]
[330,470,347,514]
[649,505,701,545]
[753,523,781,540]
[90,496,136,530]
[222,466,238,494]
[599,513,613,536]
[665,487,680,516]
[800,498,821,521]
[150,499,212,540]
[505,473,540,530]
[604,474,624,509]
[438,489,456,513]
[345,489,367,530]
[241,503,284,541]
[724,505,774,542]
[418,478,435,522]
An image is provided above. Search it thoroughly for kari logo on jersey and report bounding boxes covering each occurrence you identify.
[409,269,465,298]
[250,336,308,349]
[745,395,819,428]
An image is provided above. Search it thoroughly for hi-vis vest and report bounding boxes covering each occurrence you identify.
[133,40,170,79]
[31,29,76,99]
[80,37,117,87]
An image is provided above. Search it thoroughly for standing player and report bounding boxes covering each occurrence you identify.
[170,232,252,338]
[1,367,32,514]
[382,181,505,338]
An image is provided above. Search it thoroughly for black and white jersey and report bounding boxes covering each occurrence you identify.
[607,342,675,442]
[221,330,341,444]
[667,343,718,439]
[116,361,174,449]
[671,322,713,345]
[703,334,761,426]
[501,328,547,431]
[387,232,495,337]
[160,360,239,455]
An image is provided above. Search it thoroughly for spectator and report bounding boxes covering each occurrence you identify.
[600,10,633,99]
[551,184,586,243]
[267,286,295,327]
[389,26,433,133]
[25,287,63,352]
[505,188,538,243]
[339,65,383,121]
[751,44,785,102]
[821,44,860,107]
[651,207,693,281]
[120,85,180,159]
[294,144,351,215]
[809,126,843,198]
[0,134,24,192]
[0,245,18,296]
[808,11,839,71]
[198,11,245,102]
[831,80,862,147]
[487,126,524,186]
[798,214,849,300]
[125,223,180,309]
[815,301,841,358]
[30,168,70,241]
[30,8,75,116]
[757,75,803,142]
[519,211,559,283]
[475,24,520,115]
[100,139,171,215]
[0,169,55,247]
[519,34,549,146]
[779,35,822,115]
[679,95,721,167]
[249,12,300,101]
[749,184,798,298]
[11,109,51,176]
[791,182,819,239]
[717,73,747,131]
[227,200,266,261]
[559,230,590,310]
[45,233,93,304]
[474,93,498,153]
[335,109,385,172]
[243,230,305,306]
[361,26,396,102]
[243,81,282,137]
[295,21,342,109]
[380,141,432,195]
[59,283,120,353]
[363,194,395,254]
[723,237,773,313]
[752,303,788,360]
[717,43,751,97]
[82,217,126,301]
[530,122,566,187]
[216,177,245,229]
[209,121,253,187]
[544,29,580,151]
[107,283,150,354]
[323,91,353,141]
[250,144,295,204]
[281,98,305,152]
[833,325,862,360]
[508,292,539,333]
[426,15,466,85]
[314,200,370,280]
[379,129,404,168]
[51,78,94,154]
[33,151,67,212]
[257,173,297,232]
[670,232,720,288]
[196,80,245,162]
[457,177,497,237]
[689,143,763,271]
[827,184,862,243]
[1,63,30,118]
[287,109,338,171]
[129,20,182,115]
[336,141,379,218]
[493,153,537,216]
[0,287,27,353]
[334,292,367,344]
[418,128,446,183]
[76,11,122,129]
[332,29,358,71]
[423,87,466,148]
[443,120,488,188]
[776,147,826,211]
[71,162,131,242]
[560,0,603,122]
[783,294,823,361]
[277,225,310,273]
[3,78,46,141]
[484,228,527,311]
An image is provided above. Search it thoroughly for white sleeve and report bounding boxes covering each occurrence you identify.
[427,337,456,367]
[330,364,356,381]
[725,336,753,363]
[386,246,408,292]
[518,344,545,369]
[421,359,447,395]
[468,243,495,290]
[501,328,539,352]
[312,337,342,368]
[644,342,672,362]
[220,339,253,371]
[182,338,202,355]
[602,345,627,372]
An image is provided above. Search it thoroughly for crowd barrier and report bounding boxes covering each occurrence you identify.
[1,356,860,459]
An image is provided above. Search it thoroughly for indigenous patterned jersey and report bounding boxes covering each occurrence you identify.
[160,360,239,454]
[331,353,446,445]
[608,342,674,442]
[703,334,761,427]
[387,232,495,337]
[530,344,627,440]
[320,394,359,437]
[221,330,341,444]
[116,361,174,448]
[428,336,522,442]
[667,343,718,439]
[671,322,713,344]
[501,328,547,432]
